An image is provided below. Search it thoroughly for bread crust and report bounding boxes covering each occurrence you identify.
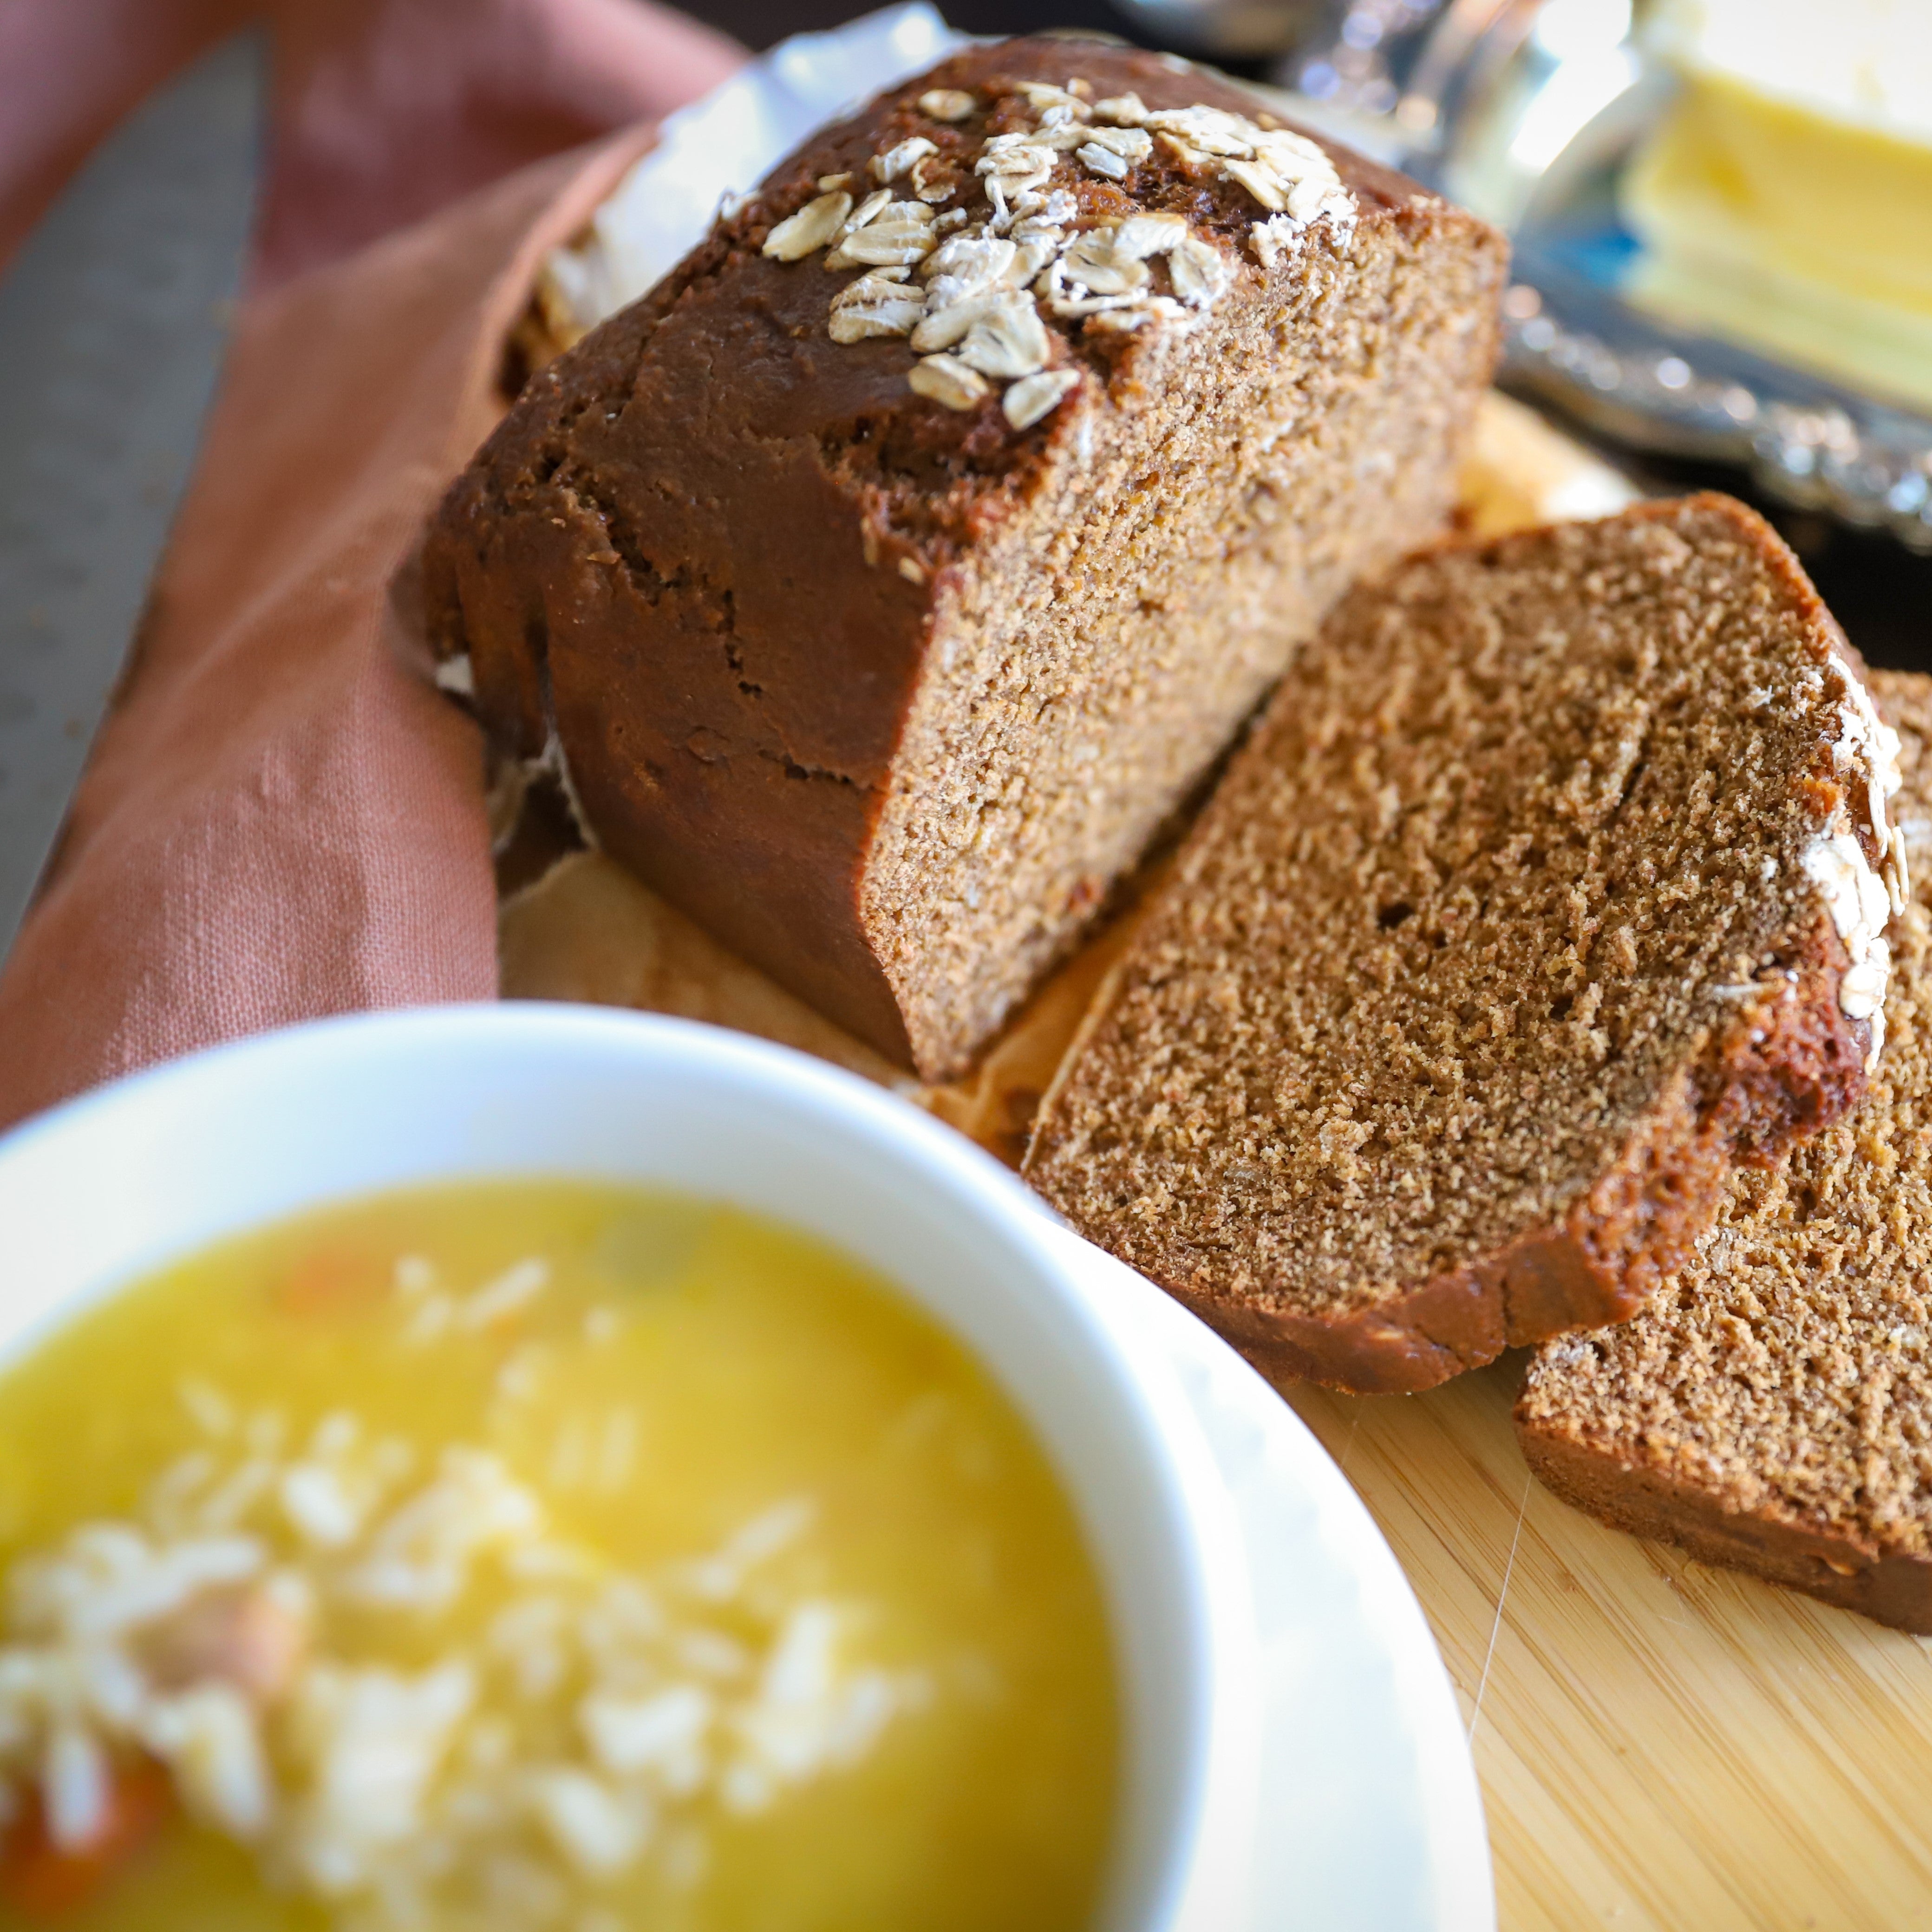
[424,37,1504,1076]
[1112,911,1868,1395]
[1510,667,1932,1628]
[1518,1411,1932,1635]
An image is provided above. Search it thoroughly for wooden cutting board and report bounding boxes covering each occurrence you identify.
[1287,1365,1932,1931]
[499,396,1932,1929]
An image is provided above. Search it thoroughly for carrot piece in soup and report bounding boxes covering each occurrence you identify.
[274,1243,390,1317]
[0,1759,172,1918]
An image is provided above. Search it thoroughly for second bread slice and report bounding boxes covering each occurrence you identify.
[1515,673,1932,1632]
[1026,496,1902,1393]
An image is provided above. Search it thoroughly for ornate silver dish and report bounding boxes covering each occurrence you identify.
[1142,0,1932,553]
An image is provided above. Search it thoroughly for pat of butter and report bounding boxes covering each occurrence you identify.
[1621,0,1932,409]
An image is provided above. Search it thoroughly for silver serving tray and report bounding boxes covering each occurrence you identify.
[1223,0,1932,553]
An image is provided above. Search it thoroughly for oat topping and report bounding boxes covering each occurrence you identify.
[907,355,989,411]
[1806,830,1892,1044]
[828,270,926,343]
[757,73,1358,431]
[1003,367,1082,430]
[871,137,938,185]
[761,191,850,262]
[1798,660,1912,1068]
[1829,653,1911,914]
[917,88,976,122]
[823,195,937,270]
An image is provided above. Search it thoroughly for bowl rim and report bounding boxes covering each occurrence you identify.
[0,1002,1262,1932]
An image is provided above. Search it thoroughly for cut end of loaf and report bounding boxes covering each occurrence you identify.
[1027,495,1894,1394]
[1516,667,1932,1632]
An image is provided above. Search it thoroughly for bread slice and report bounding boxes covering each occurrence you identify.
[1026,496,1902,1394]
[423,36,1507,1080]
[1517,668,1932,1631]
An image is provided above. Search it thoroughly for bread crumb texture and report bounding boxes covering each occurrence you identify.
[1520,669,1932,1614]
[1028,496,1887,1392]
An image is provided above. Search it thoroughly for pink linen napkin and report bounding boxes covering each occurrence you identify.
[0,0,744,1129]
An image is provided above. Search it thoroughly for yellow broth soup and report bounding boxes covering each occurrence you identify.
[0,1182,1118,1929]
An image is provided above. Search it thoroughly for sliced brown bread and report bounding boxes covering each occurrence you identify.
[1025,496,1902,1394]
[1517,668,1932,1631]
[423,36,1506,1080]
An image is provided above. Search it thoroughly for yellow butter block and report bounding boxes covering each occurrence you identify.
[1624,1,1932,408]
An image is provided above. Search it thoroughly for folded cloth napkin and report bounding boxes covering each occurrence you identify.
[0,0,743,1130]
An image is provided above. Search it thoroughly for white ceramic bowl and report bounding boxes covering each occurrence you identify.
[0,1004,1261,1932]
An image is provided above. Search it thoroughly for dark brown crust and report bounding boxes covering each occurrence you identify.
[422,36,1502,1074]
[1129,910,1869,1395]
[1506,677,1925,1632]
[1519,1413,1932,1635]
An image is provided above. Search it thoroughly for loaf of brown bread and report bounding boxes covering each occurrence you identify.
[424,37,1507,1079]
[1518,669,1932,1632]
[1026,497,1903,1394]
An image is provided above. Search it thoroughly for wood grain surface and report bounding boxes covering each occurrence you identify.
[1289,1364,1932,1931]
[500,395,1932,1927]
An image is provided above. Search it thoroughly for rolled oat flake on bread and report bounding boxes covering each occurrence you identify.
[1027,496,1903,1395]
[1518,669,1932,1633]
[424,36,1507,1080]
